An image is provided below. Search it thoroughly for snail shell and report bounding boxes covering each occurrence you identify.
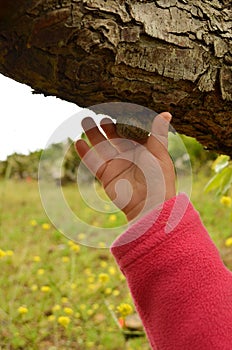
[115,116,152,141]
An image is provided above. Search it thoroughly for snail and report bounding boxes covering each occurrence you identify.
[89,102,158,142]
[115,115,152,142]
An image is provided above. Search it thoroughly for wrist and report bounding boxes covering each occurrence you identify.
[125,189,176,223]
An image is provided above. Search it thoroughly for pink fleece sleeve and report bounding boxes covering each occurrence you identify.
[111,193,232,350]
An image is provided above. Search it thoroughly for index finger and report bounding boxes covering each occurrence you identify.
[82,117,118,160]
[75,139,107,180]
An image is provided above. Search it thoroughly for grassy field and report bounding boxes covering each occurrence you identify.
[0,166,232,349]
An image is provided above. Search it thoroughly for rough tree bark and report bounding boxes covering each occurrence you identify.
[0,0,231,155]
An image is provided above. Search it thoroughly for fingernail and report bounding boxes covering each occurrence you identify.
[82,117,95,129]
[162,113,172,123]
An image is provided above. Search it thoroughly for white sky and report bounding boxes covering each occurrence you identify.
[0,74,81,160]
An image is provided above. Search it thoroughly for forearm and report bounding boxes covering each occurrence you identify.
[111,194,232,350]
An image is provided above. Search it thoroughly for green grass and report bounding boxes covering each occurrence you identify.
[191,170,232,248]
[0,169,231,349]
[0,180,148,350]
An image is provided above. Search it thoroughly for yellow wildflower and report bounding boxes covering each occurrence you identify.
[64,307,74,315]
[113,290,120,296]
[70,243,80,253]
[6,250,14,256]
[119,274,126,281]
[93,303,99,310]
[78,233,86,240]
[100,261,108,268]
[108,266,116,275]
[48,315,56,322]
[33,256,41,262]
[52,304,61,312]
[70,283,77,290]
[41,286,51,293]
[18,306,28,315]
[84,268,92,276]
[30,220,37,227]
[31,284,38,292]
[104,204,111,211]
[225,237,232,247]
[104,288,112,295]
[98,273,109,284]
[117,303,133,317]
[80,304,86,311]
[86,341,94,348]
[62,256,70,263]
[92,220,99,227]
[58,316,70,328]
[87,276,95,283]
[88,284,96,291]
[220,196,232,207]
[75,312,81,319]
[42,223,51,230]
[87,309,94,316]
[37,269,45,275]
[109,214,117,222]
[61,297,68,304]
[0,249,6,258]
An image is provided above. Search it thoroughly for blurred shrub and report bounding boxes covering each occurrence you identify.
[204,155,232,196]
[169,133,217,174]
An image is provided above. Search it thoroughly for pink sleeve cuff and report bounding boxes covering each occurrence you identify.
[111,193,202,272]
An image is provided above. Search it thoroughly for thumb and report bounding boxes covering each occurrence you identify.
[147,112,172,160]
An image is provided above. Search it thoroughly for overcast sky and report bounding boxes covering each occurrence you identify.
[0,74,81,160]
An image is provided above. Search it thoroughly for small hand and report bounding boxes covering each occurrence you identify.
[75,112,176,222]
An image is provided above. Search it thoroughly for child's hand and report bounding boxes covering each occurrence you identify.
[75,112,176,222]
